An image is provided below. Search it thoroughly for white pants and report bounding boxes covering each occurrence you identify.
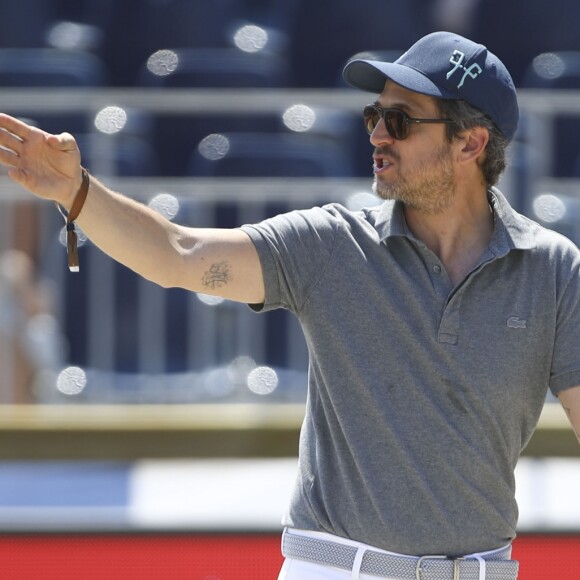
[277,528,510,580]
[278,557,400,580]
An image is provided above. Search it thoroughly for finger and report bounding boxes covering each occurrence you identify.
[0,141,20,167]
[0,113,32,140]
[0,127,24,155]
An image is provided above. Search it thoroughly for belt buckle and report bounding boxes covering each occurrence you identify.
[415,555,447,580]
[415,555,464,580]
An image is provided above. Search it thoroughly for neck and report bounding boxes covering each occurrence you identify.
[404,185,494,285]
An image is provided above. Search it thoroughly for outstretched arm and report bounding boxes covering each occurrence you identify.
[0,113,265,304]
[558,385,580,444]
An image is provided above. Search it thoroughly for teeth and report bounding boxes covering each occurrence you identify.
[373,159,391,174]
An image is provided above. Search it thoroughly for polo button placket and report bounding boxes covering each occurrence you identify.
[413,242,452,300]
[409,239,473,344]
[432,265,453,303]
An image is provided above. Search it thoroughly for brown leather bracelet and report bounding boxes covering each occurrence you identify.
[56,167,90,272]
[68,166,90,223]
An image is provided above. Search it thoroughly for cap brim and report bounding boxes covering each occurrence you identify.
[343,59,456,99]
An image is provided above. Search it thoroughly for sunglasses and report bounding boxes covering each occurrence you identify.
[363,105,454,140]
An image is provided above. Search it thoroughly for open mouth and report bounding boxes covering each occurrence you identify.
[373,157,393,174]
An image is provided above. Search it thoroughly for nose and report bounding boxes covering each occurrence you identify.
[369,118,395,147]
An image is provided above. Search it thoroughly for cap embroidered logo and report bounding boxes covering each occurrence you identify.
[447,50,483,89]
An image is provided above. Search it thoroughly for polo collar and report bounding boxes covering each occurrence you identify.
[373,187,537,253]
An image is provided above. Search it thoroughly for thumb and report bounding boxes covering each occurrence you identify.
[47,132,78,152]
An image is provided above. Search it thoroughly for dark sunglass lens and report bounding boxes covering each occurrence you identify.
[385,110,407,140]
[363,106,380,134]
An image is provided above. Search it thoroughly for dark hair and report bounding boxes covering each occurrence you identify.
[436,99,509,186]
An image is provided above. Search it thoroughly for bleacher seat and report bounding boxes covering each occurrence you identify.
[471,0,580,87]
[139,47,290,88]
[0,48,111,174]
[0,2,58,49]
[96,0,247,86]
[0,48,106,87]
[189,132,354,178]
[285,0,426,87]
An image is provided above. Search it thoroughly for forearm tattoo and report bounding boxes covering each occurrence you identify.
[202,261,232,290]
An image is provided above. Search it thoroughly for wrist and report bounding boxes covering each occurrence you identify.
[56,167,91,272]
[62,168,88,211]
[67,167,90,221]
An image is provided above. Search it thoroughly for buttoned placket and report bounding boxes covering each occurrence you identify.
[412,241,499,345]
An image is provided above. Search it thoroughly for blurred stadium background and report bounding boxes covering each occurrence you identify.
[0,0,579,578]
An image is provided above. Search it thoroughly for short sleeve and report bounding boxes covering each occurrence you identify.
[240,206,341,314]
[549,248,580,395]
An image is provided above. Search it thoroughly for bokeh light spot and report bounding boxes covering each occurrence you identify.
[233,25,268,53]
[247,366,278,395]
[532,53,566,80]
[148,193,180,220]
[227,356,256,384]
[56,366,87,396]
[533,194,567,223]
[94,106,128,134]
[198,134,230,160]
[47,21,101,50]
[282,105,316,132]
[59,225,87,248]
[346,191,379,211]
[147,49,179,76]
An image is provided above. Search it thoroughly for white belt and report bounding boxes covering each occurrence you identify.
[282,530,519,580]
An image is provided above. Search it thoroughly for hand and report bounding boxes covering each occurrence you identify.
[0,113,82,208]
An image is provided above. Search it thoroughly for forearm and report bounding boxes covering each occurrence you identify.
[74,175,185,287]
[72,175,265,303]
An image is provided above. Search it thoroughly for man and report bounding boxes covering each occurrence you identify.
[0,31,578,579]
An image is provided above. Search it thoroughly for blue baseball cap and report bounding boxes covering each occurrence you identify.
[343,31,519,142]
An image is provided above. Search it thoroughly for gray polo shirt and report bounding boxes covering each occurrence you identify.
[240,188,580,556]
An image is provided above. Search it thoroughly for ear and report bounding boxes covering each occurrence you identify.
[455,126,489,165]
